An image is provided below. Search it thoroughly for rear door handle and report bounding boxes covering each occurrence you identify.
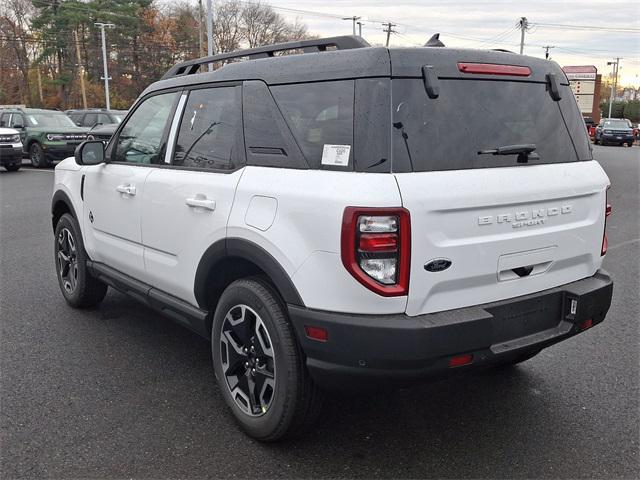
[185,195,216,211]
[116,184,136,196]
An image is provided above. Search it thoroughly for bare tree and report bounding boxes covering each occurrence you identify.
[214,0,243,53]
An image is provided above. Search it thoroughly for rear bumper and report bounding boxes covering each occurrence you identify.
[288,270,613,390]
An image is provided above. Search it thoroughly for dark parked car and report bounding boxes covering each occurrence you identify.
[87,122,119,142]
[66,109,127,128]
[594,118,635,146]
[0,108,88,167]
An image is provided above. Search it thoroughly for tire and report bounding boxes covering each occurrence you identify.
[593,137,599,145]
[211,277,323,441]
[4,163,20,172]
[627,142,634,147]
[30,142,47,168]
[493,349,541,368]
[54,213,108,308]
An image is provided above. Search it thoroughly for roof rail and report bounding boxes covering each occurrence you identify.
[162,35,371,79]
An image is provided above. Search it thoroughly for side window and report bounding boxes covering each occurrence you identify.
[113,92,178,165]
[243,80,307,169]
[270,80,354,169]
[98,113,112,125]
[84,113,98,127]
[68,113,81,125]
[10,114,25,128]
[173,86,243,170]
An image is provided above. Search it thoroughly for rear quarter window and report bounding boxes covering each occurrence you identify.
[271,80,354,170]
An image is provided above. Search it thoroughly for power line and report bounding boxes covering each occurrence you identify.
[530,22,640,33]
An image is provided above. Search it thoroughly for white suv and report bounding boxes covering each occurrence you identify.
[52,36,614,441]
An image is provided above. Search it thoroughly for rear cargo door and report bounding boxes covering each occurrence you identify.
[389,52,609,316]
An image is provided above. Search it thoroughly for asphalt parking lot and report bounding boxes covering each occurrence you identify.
[1,145,638,479]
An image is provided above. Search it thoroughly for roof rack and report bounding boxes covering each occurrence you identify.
[162,35,371,79]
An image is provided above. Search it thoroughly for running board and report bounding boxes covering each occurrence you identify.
[86,261,210,339]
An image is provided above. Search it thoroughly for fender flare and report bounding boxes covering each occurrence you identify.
[194,238,304,309]
[51,189,79,231]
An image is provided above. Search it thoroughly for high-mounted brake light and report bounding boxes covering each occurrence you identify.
[457,62,531,77]
[601,187,612,256]
[341,207,410,296]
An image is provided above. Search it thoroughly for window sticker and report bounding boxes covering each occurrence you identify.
[321,144,350,167]
[29,115,38,125]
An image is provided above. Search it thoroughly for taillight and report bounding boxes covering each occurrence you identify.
[457,62,531,77]
[341,207,410,296]
[601,187,612,256]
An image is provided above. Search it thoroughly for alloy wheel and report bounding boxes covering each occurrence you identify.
[57,227,78,294]
[219,304,276,417]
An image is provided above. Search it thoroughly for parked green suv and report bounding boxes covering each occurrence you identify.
[0,108,88,167]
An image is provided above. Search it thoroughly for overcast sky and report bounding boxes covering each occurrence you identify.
[239,0,640,87]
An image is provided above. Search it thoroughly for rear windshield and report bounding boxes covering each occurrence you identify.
[391,79,592,172]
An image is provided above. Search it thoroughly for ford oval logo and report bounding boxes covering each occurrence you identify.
[424,258,452,272]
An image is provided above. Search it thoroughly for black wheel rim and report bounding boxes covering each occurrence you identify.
[57,227,78,294]
[219,304,276,417]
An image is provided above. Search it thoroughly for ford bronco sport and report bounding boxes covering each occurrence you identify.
[51,36,613,441]
[0,108,88,167]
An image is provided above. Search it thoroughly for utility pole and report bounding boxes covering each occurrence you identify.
[73,29,87,109]
[342,16,361,36]
[206,0,214,71]
[607,58,621,118]
[356,21,363,37]
[95,22,115,110]
[198,0,204,56]
[517,17,529,54]
[542,45,555,60]
[382,22,397,47]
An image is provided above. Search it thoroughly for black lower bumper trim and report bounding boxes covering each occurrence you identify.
[288,270,613,390]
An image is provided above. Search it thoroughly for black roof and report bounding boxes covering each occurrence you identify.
[141,35,567,97]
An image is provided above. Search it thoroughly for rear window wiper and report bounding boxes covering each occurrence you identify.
[477,144,539,163]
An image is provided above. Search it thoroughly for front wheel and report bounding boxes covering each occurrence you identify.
[211,277,323,441]
[54,213,108,308]
[594,137,599,145]
[30,142,47,168]
[4,163,20,172]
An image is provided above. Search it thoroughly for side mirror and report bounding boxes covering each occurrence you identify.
[75,140,105,165]
[14,123,24,129]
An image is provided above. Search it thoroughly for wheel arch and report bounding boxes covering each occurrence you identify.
[194,238,305,328]
[51,189,78,232]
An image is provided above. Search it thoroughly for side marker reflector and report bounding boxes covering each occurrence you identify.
[579,319,594,331]
[304,325,328,342]
[449,354,474,368]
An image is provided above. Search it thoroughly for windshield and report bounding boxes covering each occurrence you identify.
[391,79,591,172]
[27,113,77,128]
[603,119,629,129]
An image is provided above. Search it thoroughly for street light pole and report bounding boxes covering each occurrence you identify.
[95,22,115,110]
[342,16,361,36]
[607,58,621,118]
[206,0,214,71]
